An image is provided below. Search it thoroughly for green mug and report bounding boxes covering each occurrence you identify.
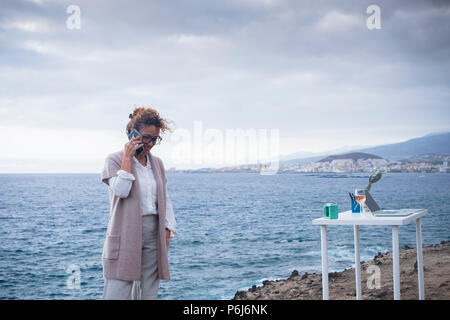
[323,203,339,219]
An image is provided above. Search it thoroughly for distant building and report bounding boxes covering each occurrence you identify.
[440,158,448,173]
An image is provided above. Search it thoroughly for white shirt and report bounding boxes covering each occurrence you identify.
[108,153,177,237]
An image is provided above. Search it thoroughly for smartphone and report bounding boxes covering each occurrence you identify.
[128,129,144,155]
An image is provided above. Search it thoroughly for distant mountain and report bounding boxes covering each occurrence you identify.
[400,153,450,164]
[317,152,383,163]
[281,155,325,165]
[423,131,450,137]
[280,145,371,161]
[187,132,450,172]
[281,132,450,166]
[351,132,450,160]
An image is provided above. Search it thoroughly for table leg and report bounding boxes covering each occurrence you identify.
[354,225,362,300]
[320,225,329,300]
[416,218,425,300]
[392,225,400,300]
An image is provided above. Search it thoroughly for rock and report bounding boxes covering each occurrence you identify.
[232,241,450,300]
[289,270,299,279]
[403,244,412,250]
[233,291,247,300]
[413,261,428,272]
[376,291,388,298]
[329,271,339,279]
[373,257,382,265]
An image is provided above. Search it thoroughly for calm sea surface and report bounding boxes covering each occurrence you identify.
[0,172,449,299]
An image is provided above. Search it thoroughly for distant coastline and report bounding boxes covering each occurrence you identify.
[168,132,450,174]
[167,152,450,174]
[168,169,449,174]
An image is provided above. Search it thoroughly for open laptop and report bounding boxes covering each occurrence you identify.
[364,190,382,213]
[365,191,419,217]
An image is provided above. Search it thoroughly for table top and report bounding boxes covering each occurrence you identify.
[312,209,427,226]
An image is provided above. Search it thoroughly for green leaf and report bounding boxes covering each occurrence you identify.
[367,170,383,190]
[372,172,382,183]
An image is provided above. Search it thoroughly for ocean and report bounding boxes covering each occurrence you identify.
[0,172,449,300]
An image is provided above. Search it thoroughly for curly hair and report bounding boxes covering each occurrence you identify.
[126,106,173,136]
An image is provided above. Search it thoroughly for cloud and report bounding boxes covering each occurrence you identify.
[24,0,47,5]
[0,0,449,172]
[19,39,59,54]
[316,11,363,32]
[0,124,122,160]
[1,19,52,33]
[166,33,230,49]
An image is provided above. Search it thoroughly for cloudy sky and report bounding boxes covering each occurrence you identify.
[0,0,449,172]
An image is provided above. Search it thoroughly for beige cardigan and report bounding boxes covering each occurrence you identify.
[101,150,170,281]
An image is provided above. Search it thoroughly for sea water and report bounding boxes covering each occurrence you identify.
[0,172,449,299]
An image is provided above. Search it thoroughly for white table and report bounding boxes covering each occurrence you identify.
[312,209,427,300]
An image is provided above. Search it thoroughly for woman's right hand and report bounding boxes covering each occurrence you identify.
[124,135,143,159]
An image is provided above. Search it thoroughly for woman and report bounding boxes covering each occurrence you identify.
[101,106,177,300]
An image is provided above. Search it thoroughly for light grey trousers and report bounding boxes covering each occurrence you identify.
[102,214,160,300]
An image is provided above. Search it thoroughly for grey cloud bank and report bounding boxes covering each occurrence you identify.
[0,0,449,172]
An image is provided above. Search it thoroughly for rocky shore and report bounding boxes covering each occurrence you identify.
[233,241,450,300]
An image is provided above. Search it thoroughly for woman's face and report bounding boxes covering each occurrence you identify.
[138,125,161,154]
